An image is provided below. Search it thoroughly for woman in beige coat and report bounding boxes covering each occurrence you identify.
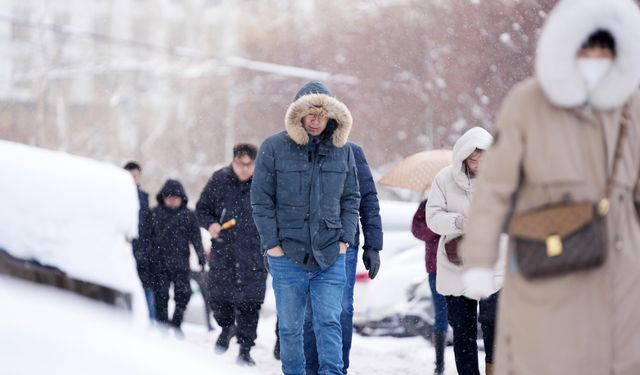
[426,127,501,375]
[460,0,640,374]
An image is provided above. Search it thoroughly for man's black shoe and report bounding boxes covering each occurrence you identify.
[273,337,281,360]
[237,349,256,366]
[214,325,236,354]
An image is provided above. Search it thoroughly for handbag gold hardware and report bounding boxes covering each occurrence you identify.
[545,235,562,257]
[598,198,610,217]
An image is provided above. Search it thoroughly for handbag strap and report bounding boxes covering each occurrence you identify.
[600,103,631,216]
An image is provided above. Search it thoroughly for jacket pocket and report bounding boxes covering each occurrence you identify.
[276,159,308,206]
[277,213,306,245]
[323,217,342,229]
[318,217,342,251]
[320,160,348,196]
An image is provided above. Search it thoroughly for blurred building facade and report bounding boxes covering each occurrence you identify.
[0,0,240,198]
[0,0,556,200]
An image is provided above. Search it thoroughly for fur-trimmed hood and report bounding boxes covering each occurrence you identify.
[451,127,493,192]
[284,81,353,148]
[535,0,640,110]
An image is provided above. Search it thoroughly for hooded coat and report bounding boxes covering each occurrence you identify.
[132,187,154,289]
[461,0,640,373]
[349,142,383,252]
[251,81,361,271]
[426,127,503,298]
[196,166,266,303]
[151,180,205,273]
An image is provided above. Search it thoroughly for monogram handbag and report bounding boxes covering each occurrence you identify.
[508,106,629,279]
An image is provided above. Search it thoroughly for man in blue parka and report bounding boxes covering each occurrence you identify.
[251,81,360,375]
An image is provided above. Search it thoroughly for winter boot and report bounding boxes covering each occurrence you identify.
[433,331,446,375]
[237,346,256,366]
[169,308,185,339]
[214,325,236,354]
[273,336,281,360]
[170,307,185,328]
[486,362,494,375]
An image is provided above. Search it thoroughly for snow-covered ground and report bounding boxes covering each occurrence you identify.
[180,314,487,375]
[2,272,465,375]
[2,276,255,375]
[3,273,484,375]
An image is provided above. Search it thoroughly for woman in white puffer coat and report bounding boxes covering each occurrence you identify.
[426,126,502,375]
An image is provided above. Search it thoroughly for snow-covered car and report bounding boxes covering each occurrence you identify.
[0,140,147,317]
[353,200,429,337]
[353,199,423,282]
[0,141,248,374]
[353,244,442,338]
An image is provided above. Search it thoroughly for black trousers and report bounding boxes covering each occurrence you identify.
[210,300,262,349]
[155,268,192,327]
[445,292,499,375]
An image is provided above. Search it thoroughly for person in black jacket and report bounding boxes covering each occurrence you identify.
[196,143,266,366]
[151,179,205,332]
[124,161,156,320]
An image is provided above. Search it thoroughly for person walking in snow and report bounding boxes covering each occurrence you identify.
[302,141,383,375]
[460,0,640,374]
[151,179,206,333]
[196,143,267,366]
[124,161,156,320]
[412,199,447,375]
[426,127,501,375]
[251,81,360,375]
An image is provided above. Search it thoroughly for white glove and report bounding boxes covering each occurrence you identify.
[462,267,494,300]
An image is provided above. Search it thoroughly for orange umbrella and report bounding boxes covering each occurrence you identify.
[379,149,452,193]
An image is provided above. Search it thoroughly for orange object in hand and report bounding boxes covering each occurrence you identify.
[221,218,236,230]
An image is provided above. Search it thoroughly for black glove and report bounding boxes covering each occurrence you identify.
[362,249,381,279]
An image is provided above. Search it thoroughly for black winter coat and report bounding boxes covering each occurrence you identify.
[349,142,383,252]
[196,167,266,303]
[133,188,155,289]
[150,180,205,274]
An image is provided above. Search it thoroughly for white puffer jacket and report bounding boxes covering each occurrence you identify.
[426,127,504,299]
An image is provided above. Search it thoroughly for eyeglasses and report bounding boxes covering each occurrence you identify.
[233,159,255,168]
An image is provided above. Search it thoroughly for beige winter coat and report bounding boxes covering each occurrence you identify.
[426,127,504,298]
[462,1,640,372]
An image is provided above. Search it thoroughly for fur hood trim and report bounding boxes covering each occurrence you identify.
[284,93,353,148]
[535,0,640,110]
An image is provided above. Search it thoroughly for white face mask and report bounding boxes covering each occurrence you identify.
[577,58,613,91]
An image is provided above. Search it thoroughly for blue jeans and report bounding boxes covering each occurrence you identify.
[269,254,346,375]
[144,288,156,321]
[428,272,448,333]
[304,245,357,374]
